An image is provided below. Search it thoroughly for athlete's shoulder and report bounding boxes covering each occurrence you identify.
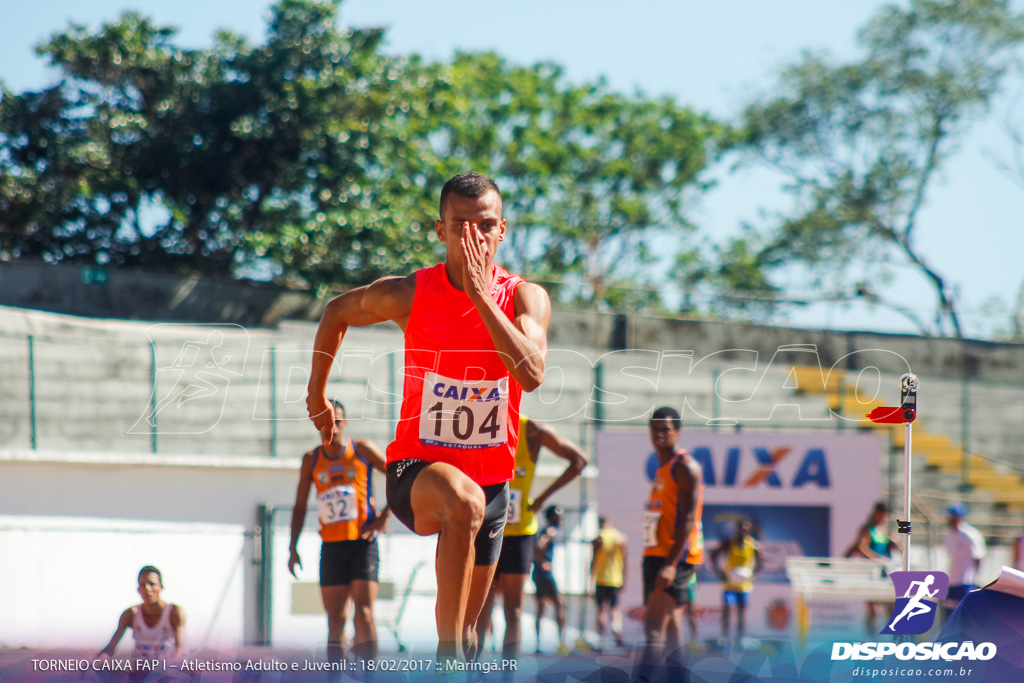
[368,272,417,297]
[675,451,702,481]
[300,447,319,467]
[512,280,550,307]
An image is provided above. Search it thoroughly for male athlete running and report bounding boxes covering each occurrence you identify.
[306,172,551,663]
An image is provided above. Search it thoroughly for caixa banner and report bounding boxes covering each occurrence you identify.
[596,430,883,642]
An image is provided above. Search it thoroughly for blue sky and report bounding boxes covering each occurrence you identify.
[2,0,1021,338]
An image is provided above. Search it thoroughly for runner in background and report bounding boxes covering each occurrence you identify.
[591,516,627,651]
[844,501,901,634]
[533,505,570,654]
[640,406,704,679]
[942,503,986,612]
[97,566,186,679]
[288,400,390,663]
[711,518,761,648]
[476,416,587,658]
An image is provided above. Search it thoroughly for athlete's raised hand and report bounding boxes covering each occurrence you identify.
[460,222,491,300]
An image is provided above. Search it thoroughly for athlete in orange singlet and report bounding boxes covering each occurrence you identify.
[640,406,703,678]
[306,172,551,663]
[288,400,389,663]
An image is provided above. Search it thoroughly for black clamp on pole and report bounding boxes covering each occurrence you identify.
[897,519,912,535]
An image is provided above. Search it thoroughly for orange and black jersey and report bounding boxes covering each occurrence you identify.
[309,438,376,542]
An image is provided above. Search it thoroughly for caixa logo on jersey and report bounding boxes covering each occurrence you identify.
[431,382,503,402]
[881,571,949,635]
[651,446,832,489]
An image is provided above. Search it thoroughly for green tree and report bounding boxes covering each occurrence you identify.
[2,1,724,305]
[738,0,1024,336]
[1,0,414,285]
[396,52,723,310]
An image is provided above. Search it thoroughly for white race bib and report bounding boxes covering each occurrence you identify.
[507,489,523,524]
[419,372,508,449]
[317,485,357,525]
[643,511,661,548]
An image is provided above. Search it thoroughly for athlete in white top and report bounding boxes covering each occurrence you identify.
[941,505,986,608]
[98,566,186,671]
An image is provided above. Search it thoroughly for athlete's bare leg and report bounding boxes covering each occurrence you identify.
[595,600,608,647]
[476,578,500,653]
[552,592,566,646]
[462,563,499,660]
[640,589,676,679]
[350,580,378,660]
[408,462,485,661]
[498,574,529,658]
[611,602,625,647]
[535,596,547,652]
[321,585,352,662]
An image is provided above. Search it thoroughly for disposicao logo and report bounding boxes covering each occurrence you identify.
[880,571,949,635]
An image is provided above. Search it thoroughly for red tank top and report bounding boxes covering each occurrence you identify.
[387,263,524,486]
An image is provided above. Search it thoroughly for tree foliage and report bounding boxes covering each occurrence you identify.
[1,1,408,283]
[738,0,1024,336]
[0,0,723,308]
[399,52,722,309]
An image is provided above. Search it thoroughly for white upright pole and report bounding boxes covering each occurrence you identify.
[904,420,912,573]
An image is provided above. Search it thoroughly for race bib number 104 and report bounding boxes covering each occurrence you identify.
[420,372,508,449]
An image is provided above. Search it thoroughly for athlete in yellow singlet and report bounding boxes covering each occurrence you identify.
[474,416,587,658]
[591,516,627,649]
[288,401,390,663]
[710,518,761,647]
[641,406,704,678]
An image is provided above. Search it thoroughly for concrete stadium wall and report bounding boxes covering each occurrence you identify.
[0,448,595,651]
[3,261,1022,383]
[0,261,318,327]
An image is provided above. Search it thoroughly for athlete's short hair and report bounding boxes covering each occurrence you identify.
[650,406,682,431]
[873,501,889,514]
[138,566,162,584]
[598,515,607,527]
[330,399,345,416]
[545,505,563,523]
[439,172,501,219]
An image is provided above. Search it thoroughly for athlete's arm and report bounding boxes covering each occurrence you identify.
[536,529,555,572]
[97,608,133,658]
[526,420,588,512]
[461,225,551,391]
[169,604,186,662]
[621,537,629,588]
[710,540,727,580]
[856,528,885,560]
[590,537,602,579]
[353,439,391,539]
[287,451,316,578]
[753,542,763,575]
[306,276,415,445]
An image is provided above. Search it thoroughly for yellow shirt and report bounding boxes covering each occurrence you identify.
[505,417,537,536]
[723,536,757,592]
[593,528,626,587]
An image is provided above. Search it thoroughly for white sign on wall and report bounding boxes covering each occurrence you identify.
[594,430,883,641]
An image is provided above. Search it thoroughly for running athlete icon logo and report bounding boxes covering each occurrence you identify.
[881,571,949,635]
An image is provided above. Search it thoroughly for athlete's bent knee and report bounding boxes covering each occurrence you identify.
[445,485,485,531]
